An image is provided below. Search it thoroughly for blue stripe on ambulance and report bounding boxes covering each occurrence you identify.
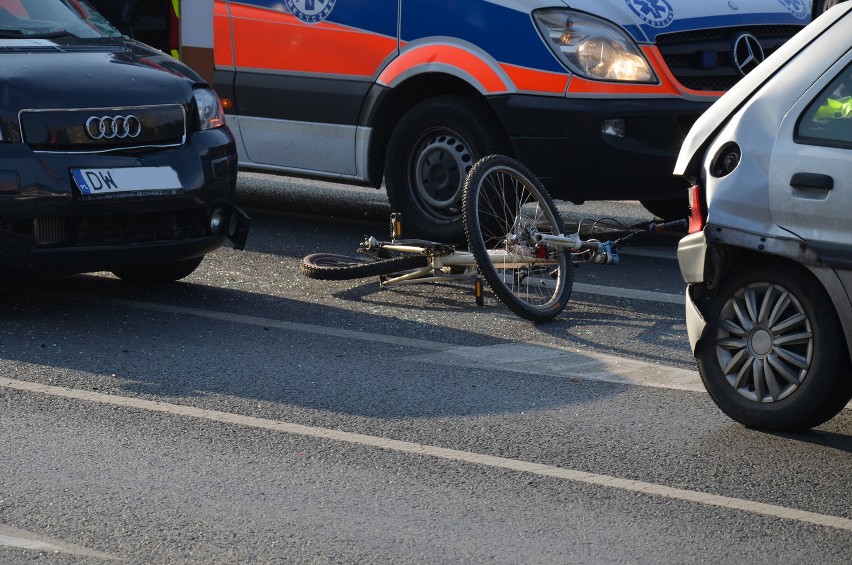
[321,0,398,37]
[229,0,398,37]
[622,24,650,43]
[400,0,566,74]
[639,12,809,40]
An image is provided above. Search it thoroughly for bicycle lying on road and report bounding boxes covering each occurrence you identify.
[301,155,686,322]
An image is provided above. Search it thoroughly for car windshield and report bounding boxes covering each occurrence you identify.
[0,0,120,39]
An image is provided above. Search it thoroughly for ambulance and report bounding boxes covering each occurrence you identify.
[173,0,812,241]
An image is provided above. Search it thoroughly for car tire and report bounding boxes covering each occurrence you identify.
[112,256,204,284]
[640,198,689,221]
[384,95,511,243]
[695,258,852,431]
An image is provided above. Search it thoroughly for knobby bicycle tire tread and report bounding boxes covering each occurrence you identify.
[463,155,573,322]
[300,253,429,281]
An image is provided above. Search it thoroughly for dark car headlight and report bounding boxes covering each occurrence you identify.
[193,87,226,131]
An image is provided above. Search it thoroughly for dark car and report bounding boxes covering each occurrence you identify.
[0,0,248,283]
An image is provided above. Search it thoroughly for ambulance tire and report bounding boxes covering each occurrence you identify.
[385,95,511,244]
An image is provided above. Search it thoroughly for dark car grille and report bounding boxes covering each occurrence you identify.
[655,25,804,92]
[2,209,208,248]
[19,104,186,152]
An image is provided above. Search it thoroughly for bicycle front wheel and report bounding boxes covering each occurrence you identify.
[300,253,429,281]
[463,155,572,322]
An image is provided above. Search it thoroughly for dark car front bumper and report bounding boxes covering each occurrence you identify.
[0,127,247,275]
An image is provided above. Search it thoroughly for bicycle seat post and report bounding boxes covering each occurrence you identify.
[390,213,403,241]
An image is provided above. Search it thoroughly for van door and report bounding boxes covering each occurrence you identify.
[226,0,399,178]
[769,53,852,266]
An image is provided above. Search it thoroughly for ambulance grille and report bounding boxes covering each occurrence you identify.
[655,25,805,92]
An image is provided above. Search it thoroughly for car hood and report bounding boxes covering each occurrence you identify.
[0,37,203,111]
[531,0,811,42]
[674,3,852,180]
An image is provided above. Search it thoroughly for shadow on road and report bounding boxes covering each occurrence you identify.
[0,274,625,421]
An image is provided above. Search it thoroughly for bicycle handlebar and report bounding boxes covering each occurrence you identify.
[533,217,686,265]
[612,219,687,247]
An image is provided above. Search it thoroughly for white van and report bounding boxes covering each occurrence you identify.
[677,3,852,430]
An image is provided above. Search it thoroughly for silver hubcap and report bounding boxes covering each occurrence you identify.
[714,282,813,403]
[412,133,472,216]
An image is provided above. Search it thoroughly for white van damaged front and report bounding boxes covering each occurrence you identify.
[675,3,852,353]
[672,4,852,431]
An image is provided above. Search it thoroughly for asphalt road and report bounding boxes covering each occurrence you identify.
[1,173,850,563]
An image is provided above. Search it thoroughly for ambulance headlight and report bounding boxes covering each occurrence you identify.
[193,87,226,131]
[533,9,657,83]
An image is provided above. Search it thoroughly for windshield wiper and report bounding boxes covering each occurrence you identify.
[0,28,74,39]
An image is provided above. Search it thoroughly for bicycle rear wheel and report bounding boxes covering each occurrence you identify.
[463,155,572,322]
[300,253,429,281]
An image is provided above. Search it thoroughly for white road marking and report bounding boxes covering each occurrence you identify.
[573,283,684,305]
[495,274,684,305]
[0,524,120,560]
[412,343,703,392]
[3,376,851,534]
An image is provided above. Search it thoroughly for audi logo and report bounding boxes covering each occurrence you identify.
[85,114,142,140]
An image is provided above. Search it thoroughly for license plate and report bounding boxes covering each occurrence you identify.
[71,167,182,198]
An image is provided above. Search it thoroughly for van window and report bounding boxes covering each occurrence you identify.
[797,60,852,147]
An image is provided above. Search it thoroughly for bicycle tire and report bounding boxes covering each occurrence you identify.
[463,155,572,322]
[300,253,429,281]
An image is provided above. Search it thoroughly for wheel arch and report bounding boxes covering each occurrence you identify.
[694,245,852,361]
[359,73,512,187]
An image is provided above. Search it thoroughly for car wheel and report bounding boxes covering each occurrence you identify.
[640,198,689,221]
[112,256,204,284]
[384,95,510,243]
[695,259,852,431]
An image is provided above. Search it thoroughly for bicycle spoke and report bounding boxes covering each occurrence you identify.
[464,156,572,322]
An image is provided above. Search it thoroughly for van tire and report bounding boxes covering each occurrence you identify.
[384,95,510,243]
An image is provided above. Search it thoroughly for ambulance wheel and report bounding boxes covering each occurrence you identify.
[385,95,510,244]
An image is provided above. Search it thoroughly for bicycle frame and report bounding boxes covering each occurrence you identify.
[357,215,621,295]
[359,236,481,291]
[301,158,687,322]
